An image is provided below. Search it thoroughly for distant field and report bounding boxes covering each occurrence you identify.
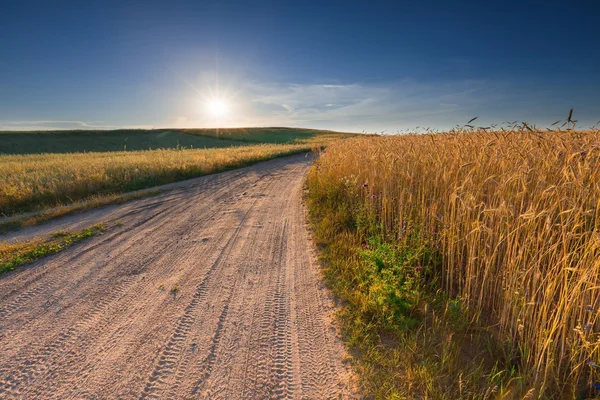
[0,143,316,215]
[181,127,348,143]
[0,129,245,154]
[0,127,350,154]
[0,127,353,219]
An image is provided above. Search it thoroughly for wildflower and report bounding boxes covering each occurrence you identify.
[585,324,592,330]
[587,306,595,312]
[436,244,440,249]
[594,382,600,390]
[362,183,368,188]
[397,236,402,241]
[371,194,377,199]
[415,265,423,271]
[363,244,369,249]
[394,245,398,249]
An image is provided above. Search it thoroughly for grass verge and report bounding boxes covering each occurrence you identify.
[0,224,106,275]
[0,190,162,234]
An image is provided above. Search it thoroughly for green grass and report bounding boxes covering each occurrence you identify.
[182,127,354,143]
[0,129,246,154]
[0,224,106,274]
[0,127,353,154]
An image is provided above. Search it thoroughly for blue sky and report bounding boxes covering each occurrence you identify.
[1,0,599,132]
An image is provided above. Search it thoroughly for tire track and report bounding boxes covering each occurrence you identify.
[139,197,258,399]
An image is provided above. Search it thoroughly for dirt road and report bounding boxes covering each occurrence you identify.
[0,154,355,399]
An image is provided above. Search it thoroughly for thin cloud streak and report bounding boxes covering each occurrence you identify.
[236,79,512,131]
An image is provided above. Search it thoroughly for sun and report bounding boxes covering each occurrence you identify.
[207,99,228,117]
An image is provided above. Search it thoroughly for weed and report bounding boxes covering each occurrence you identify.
[0,224,106,274]
[0,190,162,234]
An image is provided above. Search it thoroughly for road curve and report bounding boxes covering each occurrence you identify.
[0,153,355,399]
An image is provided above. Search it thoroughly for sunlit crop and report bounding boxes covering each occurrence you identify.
[308,127,600,397]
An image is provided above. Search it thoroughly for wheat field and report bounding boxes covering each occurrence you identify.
[0,143,314,215]
[309,129,600,396]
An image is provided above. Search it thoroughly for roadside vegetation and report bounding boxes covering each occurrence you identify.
[307,127,600,398]
[0,190,162,234]
[0,224,106,274]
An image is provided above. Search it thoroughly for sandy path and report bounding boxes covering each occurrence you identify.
[0,154,355,399]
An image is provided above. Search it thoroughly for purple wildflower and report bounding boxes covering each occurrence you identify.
[362,183,368,188]
[415,265,423,271]
[363,244,369,249]
[585,324,592,330]
[371,194,377,199]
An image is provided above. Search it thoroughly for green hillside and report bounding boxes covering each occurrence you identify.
[0,127,353,154]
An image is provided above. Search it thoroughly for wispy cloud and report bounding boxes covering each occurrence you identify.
[229,79,512,132]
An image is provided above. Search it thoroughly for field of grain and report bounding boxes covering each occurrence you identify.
[0,143,312,215]
[307,129,600,398]
[0,128,353,216]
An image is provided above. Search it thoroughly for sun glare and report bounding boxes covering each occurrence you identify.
[207,99,228,117]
